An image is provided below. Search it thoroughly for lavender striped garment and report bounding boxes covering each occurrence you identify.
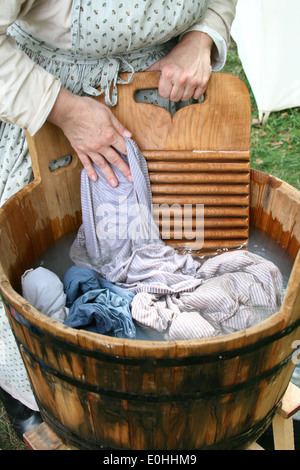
[70,139,283,340]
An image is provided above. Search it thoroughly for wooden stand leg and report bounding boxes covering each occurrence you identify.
[247,441,264,450]
[248,382,300,450]
[272,382,300,451]
[272,415,295,450]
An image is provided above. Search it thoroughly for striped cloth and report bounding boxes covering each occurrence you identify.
[70,139,283,340]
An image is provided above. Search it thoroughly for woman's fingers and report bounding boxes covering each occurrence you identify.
[95,146,133,186]
[157,62,212,102]
[147,31,213,103]
[77,146,133,187]
[77,152,98,182]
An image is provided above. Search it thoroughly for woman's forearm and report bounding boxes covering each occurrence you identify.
[0,32,61,134]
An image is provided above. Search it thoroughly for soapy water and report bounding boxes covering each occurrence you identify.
[248,226,294,291]
[33,225,295,286]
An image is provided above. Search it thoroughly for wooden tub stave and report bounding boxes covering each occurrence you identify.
[0,73,299,450]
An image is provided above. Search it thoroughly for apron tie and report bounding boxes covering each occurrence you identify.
[82,56,135,106]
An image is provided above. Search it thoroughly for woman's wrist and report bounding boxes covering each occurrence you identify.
[180,30,213,56]
[47,86,77,128]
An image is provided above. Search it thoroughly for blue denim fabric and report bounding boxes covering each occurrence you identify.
[63,266,136,338]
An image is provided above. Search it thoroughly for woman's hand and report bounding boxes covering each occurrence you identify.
[147,31,213,102]
[48,87,132,186]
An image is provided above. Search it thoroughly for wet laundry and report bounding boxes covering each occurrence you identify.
[70,139,203,293]
[69,139,284,340]
[63,266,136,338]
[21,267,69,323]
[131,250,283,340]
[21,265,136,339]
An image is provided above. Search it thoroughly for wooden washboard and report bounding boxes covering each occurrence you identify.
[27,72,251,256]
[97,71,251,255]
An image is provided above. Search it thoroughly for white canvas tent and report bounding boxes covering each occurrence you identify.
[231,0,300,122]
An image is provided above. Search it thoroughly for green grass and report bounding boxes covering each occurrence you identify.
[223,40,300,189]
[0,403,28,450]
[0,37,299,452]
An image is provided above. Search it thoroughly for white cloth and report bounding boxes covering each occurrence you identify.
[131,250,283,340]
[231,0,300,121]
[70,139,203,293]
[21,267,69,323]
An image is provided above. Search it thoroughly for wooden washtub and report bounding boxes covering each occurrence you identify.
[0,73,299,450]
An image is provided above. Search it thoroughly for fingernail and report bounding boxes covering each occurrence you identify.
[110,178,118,187]
[127,173,133,183]
[123,130,132,138]
[91,174,97,182]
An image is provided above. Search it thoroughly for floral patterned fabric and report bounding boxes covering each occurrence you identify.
[71,0,209,57]
[1,0,219,204]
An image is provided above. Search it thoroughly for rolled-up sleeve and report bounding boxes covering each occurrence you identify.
[181,0,238,71]
[0,0,61,135]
